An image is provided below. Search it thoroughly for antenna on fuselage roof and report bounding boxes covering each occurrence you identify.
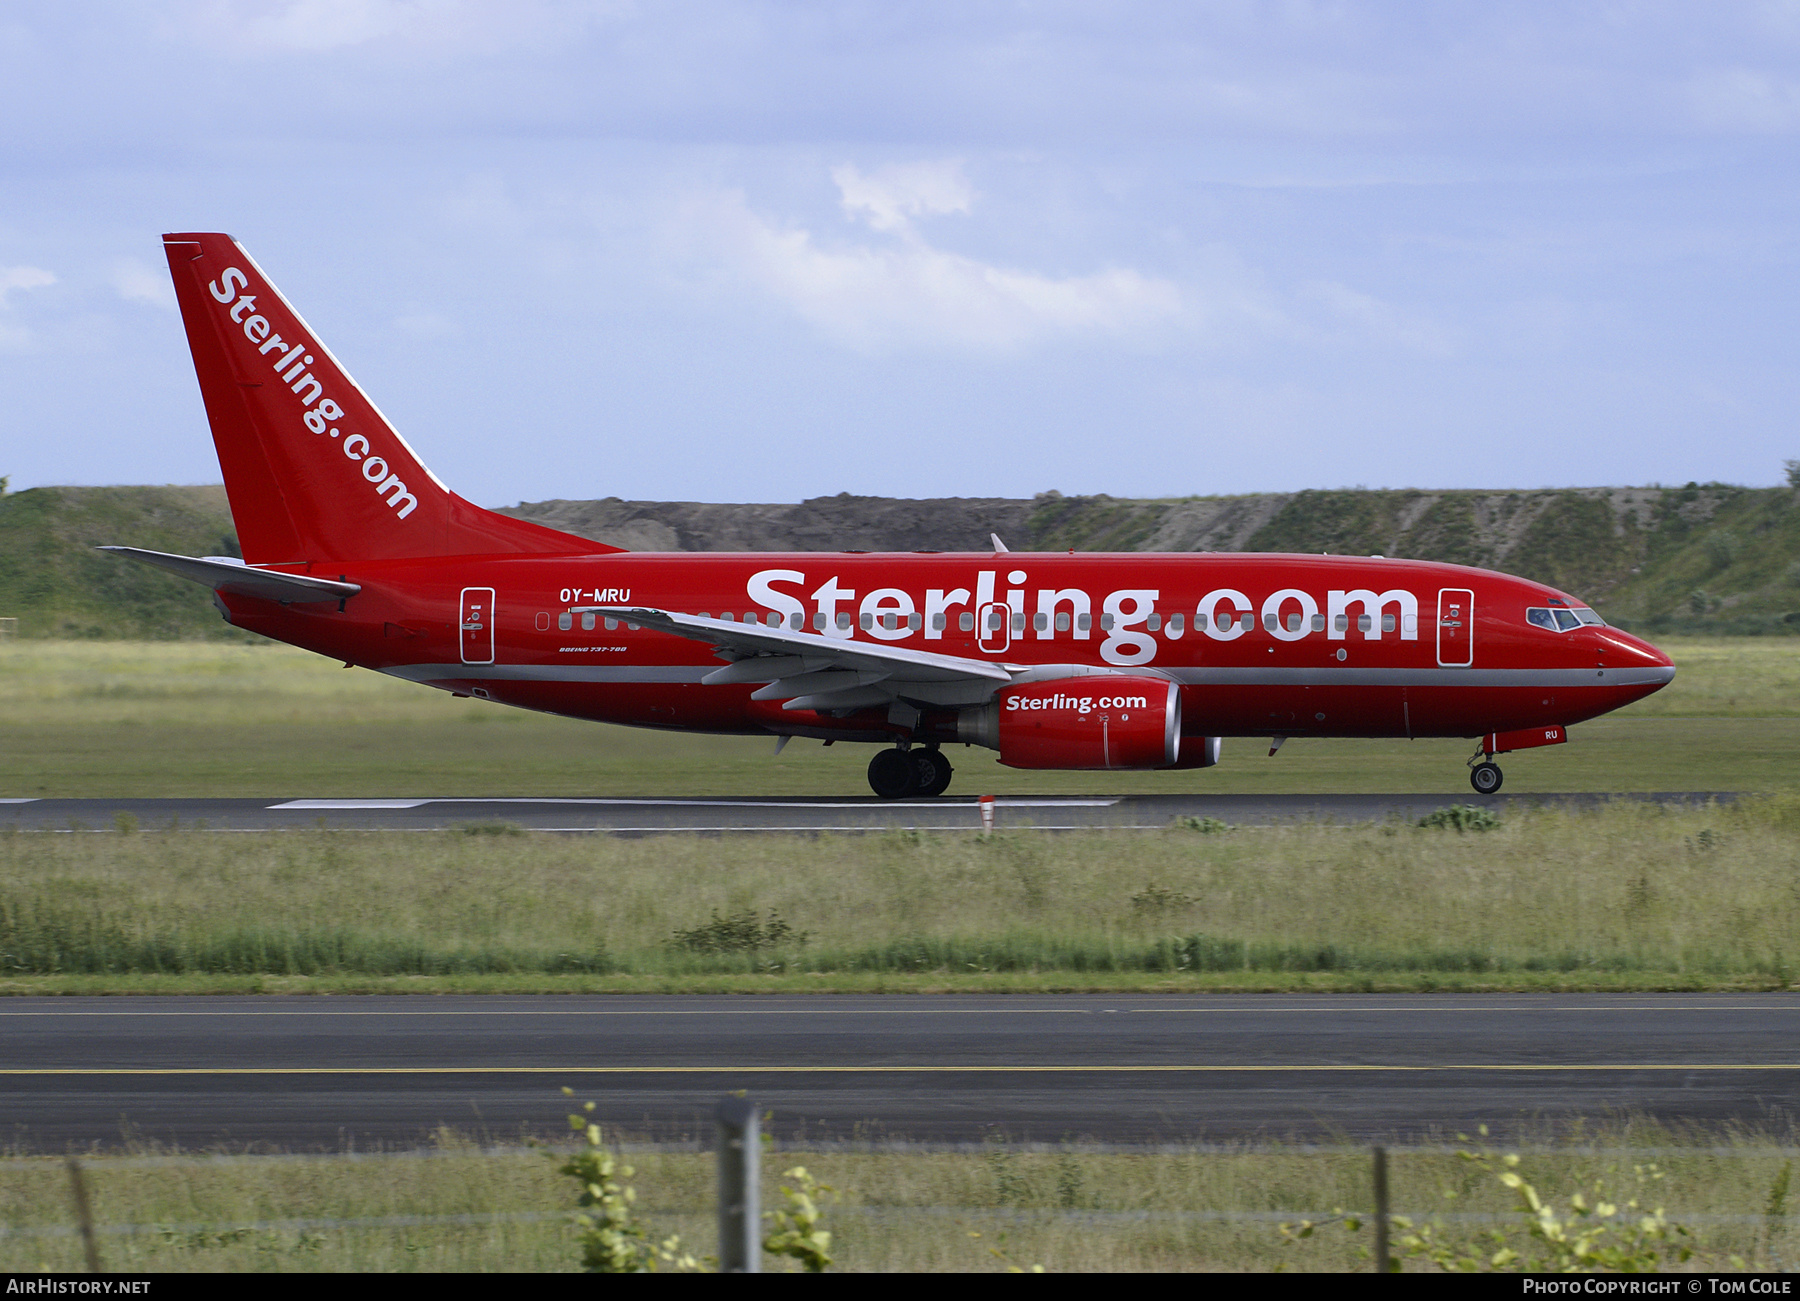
[990,533,1010,553]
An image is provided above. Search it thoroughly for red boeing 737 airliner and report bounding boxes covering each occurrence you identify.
[106,233,1676,798]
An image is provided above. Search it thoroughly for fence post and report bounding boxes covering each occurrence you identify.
[716,1094,760,1273]
[1372,1144,1390,1274]
[66,1156,101,1274]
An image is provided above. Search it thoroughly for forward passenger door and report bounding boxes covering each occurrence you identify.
[1436,588,1473,667]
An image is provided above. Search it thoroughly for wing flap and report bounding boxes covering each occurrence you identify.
[578,605,1010,711]
[578,607,1011,683]
[749,669,889,701]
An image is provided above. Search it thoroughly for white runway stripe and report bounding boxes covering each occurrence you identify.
[270,799,429,809]
[269,796,1119,810]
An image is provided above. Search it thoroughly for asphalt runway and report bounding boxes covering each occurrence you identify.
[4,994,1797,1150]
[0,791,1731,833]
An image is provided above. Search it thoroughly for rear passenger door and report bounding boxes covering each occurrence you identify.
[460,587,496,664]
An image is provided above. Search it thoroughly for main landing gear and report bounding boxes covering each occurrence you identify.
[867,745,955,799]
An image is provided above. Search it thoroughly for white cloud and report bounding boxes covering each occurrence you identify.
[832,162,974,234]
[1302,281,1453,356]
[185,0,623,56]
[0,265,55,306]
[191,0,473,54]
[112,260,175,310]
[1688,67,1800,131]
[0,265,54,351]
[685,168,1183,353]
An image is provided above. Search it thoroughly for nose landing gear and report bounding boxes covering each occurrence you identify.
[1463,724,1569,795]
[1469,751,1504,795]
[867,746,955,799]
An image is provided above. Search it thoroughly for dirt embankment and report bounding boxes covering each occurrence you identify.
[499,484,1800,634]
[3,481,1795,637]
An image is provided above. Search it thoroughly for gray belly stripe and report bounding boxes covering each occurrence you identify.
[383,664,714,685]
[1166,666,1675,689]
[384,663,1673,690]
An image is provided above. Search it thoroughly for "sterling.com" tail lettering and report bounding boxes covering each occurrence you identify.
[208,267,418,520]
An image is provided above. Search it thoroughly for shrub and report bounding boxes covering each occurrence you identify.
[1416,805,1502,832]
[455,822,525,837]
[552,1090,835,1273]
[1131,883,1196,914]
[553,1092,702,1273]
[671,909,807,954]
[1172,816,1229,834]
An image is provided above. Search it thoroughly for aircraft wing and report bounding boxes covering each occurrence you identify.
[578,605,1011,712]
[99,547,361,603]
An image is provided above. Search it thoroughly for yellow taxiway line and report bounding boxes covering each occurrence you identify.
[1,1063,1797,1076]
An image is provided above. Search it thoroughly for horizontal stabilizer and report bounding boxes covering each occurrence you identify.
[99,546,360,603]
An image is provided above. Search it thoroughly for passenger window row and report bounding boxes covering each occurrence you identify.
[542,612,636,631]
[548,605,1420,637]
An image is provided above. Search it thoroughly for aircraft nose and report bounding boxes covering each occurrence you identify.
[1601,628,1675,673]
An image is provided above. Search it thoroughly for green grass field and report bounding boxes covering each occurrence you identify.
[1,636,1795,797]
[2,1126,1792,1272]
[3,796,1796,994]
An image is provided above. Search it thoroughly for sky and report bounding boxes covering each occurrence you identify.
[3,2,1800,506]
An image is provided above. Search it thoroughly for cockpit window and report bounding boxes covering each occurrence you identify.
[1527,606,1605,632]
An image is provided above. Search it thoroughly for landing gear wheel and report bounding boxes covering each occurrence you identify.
[1470,761,1504,795]
[911,748,954,797]
[868,748,919,799]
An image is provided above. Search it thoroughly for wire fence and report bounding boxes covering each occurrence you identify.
[4,1126,1796,1271]
[7,1205,1800,1244]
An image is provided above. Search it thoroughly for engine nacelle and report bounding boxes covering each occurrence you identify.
[1161,734,1223,769]
[958,676,1182,770]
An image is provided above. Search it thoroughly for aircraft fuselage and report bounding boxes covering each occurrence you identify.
[219,549,1672,746]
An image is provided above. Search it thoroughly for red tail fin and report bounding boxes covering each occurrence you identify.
[162,233,613,564]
